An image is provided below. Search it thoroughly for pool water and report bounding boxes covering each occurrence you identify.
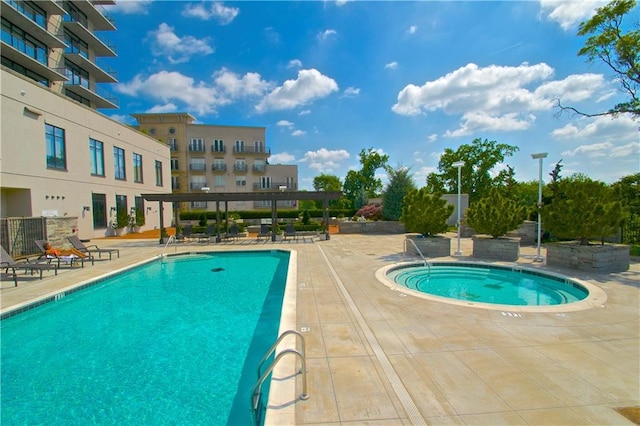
[388,263,588,306]
[1,251,289,425]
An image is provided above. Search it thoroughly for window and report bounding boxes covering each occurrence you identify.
[260,176,272,190]
[168,138,178,151]
[212,158,226,172]
[234,140,245,153]
[114,146,126,180]
[134,196,144,216]
[189,138,204,152]
[64,59,90,89]
[170,158,179,171]
[236,176,246,187]
[254,140,264,153]
[191,201,207,209]
[1,18,48,65]
[89,138,104,176]
[155,161,163,187]
[92,193,107,228]
[190,176,206,190]
[171,176,180,190]
[45,123,66,170]
[189,158,206,171]
[115,194,127,220]
[234,159,247,172]
[133,153,143,183]
[253,159,265,173]
[214,175,225,187]
[64,29,88,58]
[212,139,225,153]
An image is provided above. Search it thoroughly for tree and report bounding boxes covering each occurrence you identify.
[426,138,519,203]
[313,173,345,208]
[542,175,623,245]
[466,188,526,238]
[611,172,640,215]
[557,0,639,117]
[343,148,389,209]
[382,165,416,221]
[401,190,454,236]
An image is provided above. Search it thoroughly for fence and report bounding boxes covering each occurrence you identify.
[1,217,47,258]
[622,214,640,245]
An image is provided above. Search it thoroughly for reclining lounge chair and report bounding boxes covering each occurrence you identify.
[34,239,93,268]
[67,235,120,260]
[1,245,58,286]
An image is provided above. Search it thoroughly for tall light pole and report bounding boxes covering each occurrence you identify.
[531,152,548,262]
[452,161,465,256]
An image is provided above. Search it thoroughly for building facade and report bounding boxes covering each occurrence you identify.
[132,113,299,212]
[1,0,172,239]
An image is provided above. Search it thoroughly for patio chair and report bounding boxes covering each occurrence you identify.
[34,239,93,268]
[1,245,58,286]
[67,235,120,260]
[182,224,193,241]
[284,223,297,241]
[257,224,271,241]
[224,224,239,241]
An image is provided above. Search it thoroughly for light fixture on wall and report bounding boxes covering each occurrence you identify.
[146,206,152,213]
[130,207,136,214]
[83,206,91,212]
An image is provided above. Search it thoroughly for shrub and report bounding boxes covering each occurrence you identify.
[401,189,453,236]
[355,204,383,221]
[466,188,525,239]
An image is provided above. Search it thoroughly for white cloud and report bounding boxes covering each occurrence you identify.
[287,59,303,69]
[108,114,134,124]
[292,129,306,137]
[407,25,418,35]
[298,110,311,116]
[335,0,349,6]
[551,114,639,141]
[182,2,239,24]
[342,87,360,97]
[538,0,607,31]
[426,133,438,143]
[255,69,339,113]
[270,152,296,164]
[147,103,178,113]
[300,148,350,171]
[385,62,398,70]
[562,142,614,158]
[392,62,617,136]
[317,29,337,40]
[149,23,213,64]
[106,0,152,15]
[213,68,272,98]
[277,120,294,128]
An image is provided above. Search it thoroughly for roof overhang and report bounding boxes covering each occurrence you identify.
[141,191,342,203]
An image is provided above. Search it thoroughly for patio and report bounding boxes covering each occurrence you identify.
[1,234,638,425]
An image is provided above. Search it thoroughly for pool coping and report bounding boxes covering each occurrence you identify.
[375,260,608,313]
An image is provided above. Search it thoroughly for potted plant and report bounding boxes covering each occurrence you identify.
[134,208,145,231]
[542,176,628,272]
[401,189,454,258]
[112,209,130,236]
[466,188,525,261]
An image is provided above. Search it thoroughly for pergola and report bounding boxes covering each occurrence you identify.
[141,191,342,243]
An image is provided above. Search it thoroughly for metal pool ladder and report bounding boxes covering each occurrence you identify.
[160,235,176,262]
[250,330,309,425]
[404,238,431,273]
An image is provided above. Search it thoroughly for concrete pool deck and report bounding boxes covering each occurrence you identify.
[2,234,639,425]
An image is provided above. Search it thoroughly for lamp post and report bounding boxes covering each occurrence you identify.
[452,161,465,256]
[531,152,548,262]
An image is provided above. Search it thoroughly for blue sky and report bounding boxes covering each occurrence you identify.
[103,0,639,191]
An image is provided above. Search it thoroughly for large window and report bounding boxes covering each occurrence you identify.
[114,146,126,180]
[64,29,88,58]
[89,138,104,176]
[189,138,204,152]
[1,18,48,65]
[64,59,89,89]
[155,161,163,187]
[45,123,66,170]
[92,193,107,228]
[212,139,224,153]
[189,158,206,171]
[214,175,225,187]
[170,158,179,171]
[171,176,180,190]
[133,153,143,183]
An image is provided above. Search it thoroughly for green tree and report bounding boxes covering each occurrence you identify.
[426,138,519,203]
[558,0,639,117]
[382,165,416,221]
[611,172,640,215]
[466,188,526,238]
[313,173,345,208]
[542,175,623,245]
[343,148,389,209]
[402,189,453,236]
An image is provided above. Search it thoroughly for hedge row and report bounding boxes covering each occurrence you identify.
[179,209,356,221]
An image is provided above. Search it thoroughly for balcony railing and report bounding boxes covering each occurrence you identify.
[190,183,207,190]
[234,164,248,172]
[189,145,205,152]
[211,145,226,153]
[253,182,298,191]
[252,164,266,173]
[189,164,207,171]
[212,163,227,172]
[233,146,271,155]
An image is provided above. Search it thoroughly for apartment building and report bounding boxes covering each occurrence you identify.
[1,0,172,239]
[132,113,299,212]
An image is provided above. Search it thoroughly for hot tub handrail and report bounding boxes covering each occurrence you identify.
[404,238,430,272]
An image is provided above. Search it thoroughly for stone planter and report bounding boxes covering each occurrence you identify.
[406,235,451,258]
[546,242,629,272]
[472,235,520,261]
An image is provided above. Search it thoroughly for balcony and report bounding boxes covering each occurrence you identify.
[64,81,118,108]
[233,164,248,173]
[190,183,207,190]
[189,145,205,152]
[253,182,298,191]
[189,163,207,172]
[252,164,266,173]
[211,145,226,153]
[62,15,116,57]
[69,0,116,31]
[2,2,67,48]
[212,163,227,172]
[233,146,271,155]
[63,47,117,82]
[0,42,67,82]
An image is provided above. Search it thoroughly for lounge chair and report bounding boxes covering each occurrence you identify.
[67,235,119,260]
[34,239,93,268]
[1,245,58,286]
[257,224,271,241]
[224,224,239,241]
[182,224,193,241]
[284,223,297,241]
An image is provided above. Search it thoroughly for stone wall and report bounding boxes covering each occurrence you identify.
[506,221,537,245]
[472,236,520,261]
[405,235,451,258]
[339,221,405,234]
[45,217,79,248]
[546,242,629,272]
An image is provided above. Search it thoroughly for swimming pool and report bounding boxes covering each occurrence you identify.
[1,250,292,425]
[378,261,606,311]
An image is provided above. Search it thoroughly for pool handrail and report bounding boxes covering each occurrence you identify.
[404,238,430,272]
[160,235,177,261]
